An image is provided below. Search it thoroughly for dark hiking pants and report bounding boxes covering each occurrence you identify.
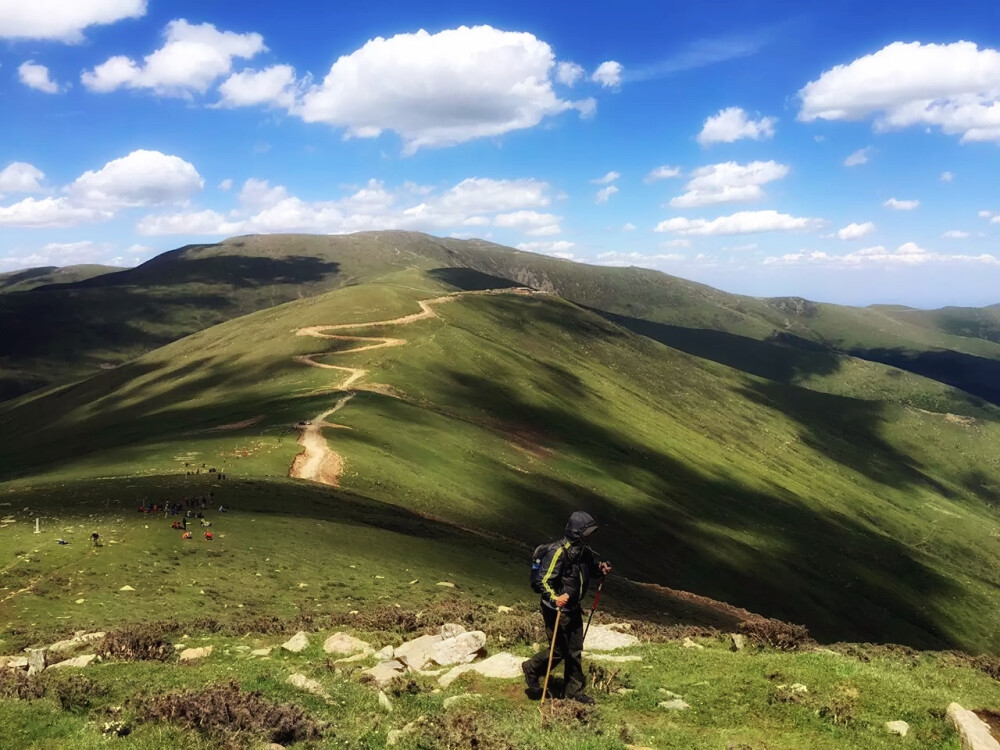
[525,605,586,698]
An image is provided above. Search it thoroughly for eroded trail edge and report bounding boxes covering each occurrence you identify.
[289,289,535,486]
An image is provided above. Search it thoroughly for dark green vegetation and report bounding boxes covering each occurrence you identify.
[0,264,122,294]
[3,233,1000,747]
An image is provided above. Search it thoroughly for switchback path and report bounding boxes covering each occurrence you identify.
[289,289,537,486]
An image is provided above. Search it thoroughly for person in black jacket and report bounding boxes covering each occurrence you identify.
[522,511,612,704]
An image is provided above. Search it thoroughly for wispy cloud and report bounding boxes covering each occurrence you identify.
[624,30,775,83]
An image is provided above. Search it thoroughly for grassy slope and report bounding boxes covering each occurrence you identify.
[3,271,1000,655]
[0,265,123,294]
[4,231,1000,410]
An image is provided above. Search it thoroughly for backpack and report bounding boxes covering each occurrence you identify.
[529,541,562,594]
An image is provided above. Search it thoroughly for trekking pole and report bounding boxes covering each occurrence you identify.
[540,607,562,708]
[582,578,606,645]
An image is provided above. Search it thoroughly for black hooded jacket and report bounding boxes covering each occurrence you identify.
[538,511,606,610]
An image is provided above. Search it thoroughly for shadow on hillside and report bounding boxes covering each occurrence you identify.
[847,347,1000,406]
[594,309,844,383]
[427,367,965,650]
[427,267,523,292]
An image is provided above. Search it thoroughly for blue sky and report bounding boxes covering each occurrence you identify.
[2,0,1000,307]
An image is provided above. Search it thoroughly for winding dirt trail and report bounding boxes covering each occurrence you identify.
[289,290,534,486]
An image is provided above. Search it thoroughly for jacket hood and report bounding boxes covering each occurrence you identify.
[565,511,597,543]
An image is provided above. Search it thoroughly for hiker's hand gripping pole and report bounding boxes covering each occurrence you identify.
[540,607,562,708]
[583,565,611,644]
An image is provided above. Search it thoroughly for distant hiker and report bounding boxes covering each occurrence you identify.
[218,505,227,513]
[91,531,100,547]
[204,532,213,541]
[522,511,612,704]
[182,531,192,540]
[57,539,68,545]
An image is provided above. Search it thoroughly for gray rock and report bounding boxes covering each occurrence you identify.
[281,631,309,653]
[251,647,272,657]
[47,632,105,653]
[374,645,395,662]
[886,720,910,737]
[286,673,327,699]
[436,581,456,588]
[789,683,808,695]
[430,631,486,667]
[335,651,372,664]
[49,654,96,670]
[658,689,683,699]
[438,652,524,688]
[393,634,441,670]
[947,703,1000,750]
[440,623,466,638]
[179,646,213,662]
[378,690,393,712]
[682,637,705,650]
[659,699,691,711]
[583,625,640,652]
[730,634,746,651]
[0,656,28,671]
[587,654,642,663]
[27,649,45,676]
[323,632,372,656]
[363,659,406,686]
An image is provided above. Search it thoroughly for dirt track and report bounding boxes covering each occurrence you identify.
[288,289,536,486]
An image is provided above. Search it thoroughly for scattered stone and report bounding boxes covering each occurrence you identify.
[48,632,105,653]
[586,654,642,663]
[438,652,524,688]
[947,703,1000,750]
[378,690,393,712]
[251,647,272,657]
[408,580,418,585]
[281,631,309,653]
[375,645,395,662]
[286,673,327,699]
[730,634,746,651]
[178,646,213,662]
[335,652,372,664]
[26,649,45,676]
[790,683,808,695]
[497,606,514,614]
[363,660,406,686]
[683,637,705,651]
[886,721,910,737]
[49,654,96,670]
[443,693,480,710]
[323,632,372,656]
[0,656,27,671]
[436,581,456,588]
[659,699,691,711]
[658,689,683,699]
[583,625,640,652]
[75,599,85,605]
[119,585,135,592]
[431,631,486,667]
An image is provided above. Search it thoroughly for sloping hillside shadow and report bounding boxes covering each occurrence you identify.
[427,267,524,292]
[595,309,843,383]
[430,368,965,649]
[848,347,1000,405]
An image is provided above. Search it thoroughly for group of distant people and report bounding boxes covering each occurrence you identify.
[183,462,227,480]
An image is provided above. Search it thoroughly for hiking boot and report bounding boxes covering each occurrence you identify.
[522,660,542,699]
[572,694,596,705]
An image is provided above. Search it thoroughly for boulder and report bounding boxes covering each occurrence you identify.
[947,703,1000,750]
[27,649,45,676]
[375,645,395,662]
[281,631,309,653]
[0,656,28,671]
[49,654,96,670]
[440,623,466,639]
[886,721,910,737]
[730,634,746,651]
[48,632,105,653]
[363,659,406,686]
[378,690,393,712]
[286,673,327,699]
[430,631,486,667]
[393,634,441,670]
[179,646,213,662]
[438,652,524,688]
[323,632,372,656]
[658,699,691,711]
[583,625,640,651]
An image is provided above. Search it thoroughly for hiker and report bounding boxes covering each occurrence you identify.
[204,531,213,541]
[522,511,612,705]
[182,531,192,540]
[91,531,100,547]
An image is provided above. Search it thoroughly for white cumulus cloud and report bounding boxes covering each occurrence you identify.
[0,162,46,193]
[766,242,1000,267]
[644,165,681,183]
[696,107,776,146]
[516,240,575,258]
[296,25,590,153]
[218,178,233,191]
[0,0,146,42]
[0,197,112,228]
[591,171,620,185]
[591,61,623,88]
[669,161,788,208]
[799,41,1000,143]
[18,61,60,93]
[82,19,266,97]
[216,65,297,108]
[493,210,562,236]
[595,185,619,204]
[68,150,204,208]
[883,197,919,210]
[656,209,823,236]
[844,147,872,167]
[837,221,875,240]
[556,62,584,86]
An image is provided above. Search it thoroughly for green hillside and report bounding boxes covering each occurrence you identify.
[4,269,1000,655]
[0,264,123,294]
[3,232,1000,410]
